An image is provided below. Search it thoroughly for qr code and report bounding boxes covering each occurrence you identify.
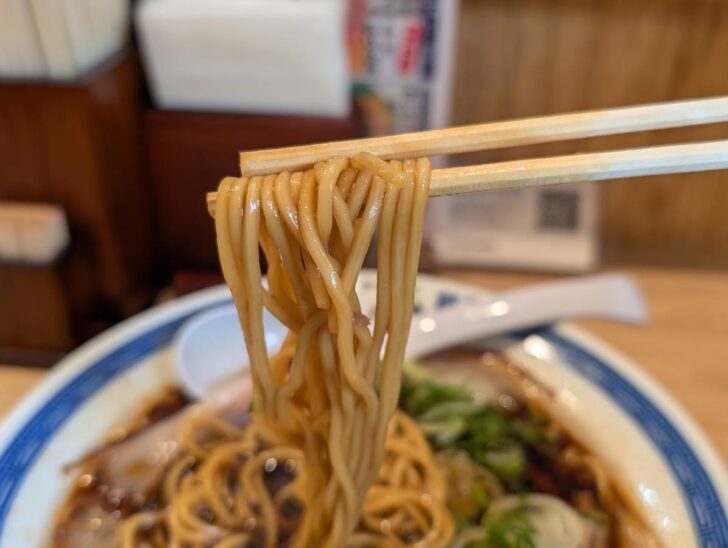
[538,190,580,231]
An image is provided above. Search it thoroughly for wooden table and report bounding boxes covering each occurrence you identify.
[1,267,727,465]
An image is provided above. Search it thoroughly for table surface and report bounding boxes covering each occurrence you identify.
[1,267,727,466]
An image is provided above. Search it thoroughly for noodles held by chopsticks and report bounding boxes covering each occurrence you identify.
[120,154,453,547]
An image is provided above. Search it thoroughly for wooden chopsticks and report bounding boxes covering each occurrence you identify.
[206,96,728,217]
[206,139,728,215]
[429,139,728,196]
[239,96,728,175]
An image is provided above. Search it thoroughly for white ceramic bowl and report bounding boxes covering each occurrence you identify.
[0,272,726,546]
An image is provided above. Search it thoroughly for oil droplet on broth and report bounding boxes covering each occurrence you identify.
[77,473,94,488]
[264,458,278,473]
[498,393,517,411]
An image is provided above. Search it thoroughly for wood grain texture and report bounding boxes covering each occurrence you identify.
[454,0,728,266]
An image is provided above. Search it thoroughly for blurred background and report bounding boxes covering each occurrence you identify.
[1,0,728,366]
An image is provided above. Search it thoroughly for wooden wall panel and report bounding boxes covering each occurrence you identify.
[0,263,72,351]
[453,0,728,266]
[145,109,362,270]
[0,51,158,346]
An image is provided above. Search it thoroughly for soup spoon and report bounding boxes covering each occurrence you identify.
[175,272,646,399]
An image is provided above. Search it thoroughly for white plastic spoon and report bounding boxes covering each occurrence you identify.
[175,272,646,399]
[404,272,646,361]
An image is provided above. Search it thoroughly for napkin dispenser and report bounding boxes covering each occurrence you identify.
[135,0,351,117]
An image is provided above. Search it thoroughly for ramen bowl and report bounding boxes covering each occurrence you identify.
[0,273,726,546]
